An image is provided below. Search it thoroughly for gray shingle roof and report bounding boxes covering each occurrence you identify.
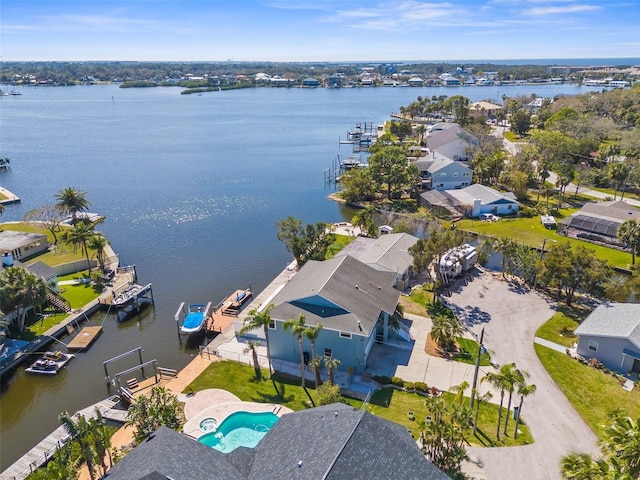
[102,426,246,480]
[445,184,519,206]
[575,303,640,349]
[335,233,418,275]
[104,405,448,480]
[268,255,399,335]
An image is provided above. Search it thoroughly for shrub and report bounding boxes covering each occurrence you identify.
[317,381,342,406]
[391,376,404,387]
[373,375,391,385]
[404,382,416,391]
[414,382,429,392]
[519,206,537,218]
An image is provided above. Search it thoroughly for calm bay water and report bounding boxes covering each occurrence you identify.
[0,82,600,469]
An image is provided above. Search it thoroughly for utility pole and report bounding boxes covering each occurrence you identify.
[469,327,485,411]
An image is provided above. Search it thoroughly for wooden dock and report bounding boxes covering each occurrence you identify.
[67,326,103,352]
[207,289,252,334]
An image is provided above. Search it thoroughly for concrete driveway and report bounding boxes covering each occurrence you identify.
[445,270,599,480]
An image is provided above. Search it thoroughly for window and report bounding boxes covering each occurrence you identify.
[453,172,458,177]
[463,172,470,177]
[588,340,598,352]
[324,348,333,358]
[339,331,352,339]
[435,172,446,177]
[268,319,275,330]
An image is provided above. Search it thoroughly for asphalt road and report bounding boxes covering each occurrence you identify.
[445,271,599,480]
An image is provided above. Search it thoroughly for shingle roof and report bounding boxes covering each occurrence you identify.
[426,125,479,151]
[268,255,399,336]
[575,303,640,349]
[26,261,58,280]
[445,184,519,206]
[335,233,418,275]
[104,405,449,480]
[570,200,640,223]
[249,404,450,480]
[102,426,246,480]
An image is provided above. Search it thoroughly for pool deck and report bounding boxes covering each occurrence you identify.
[182,388,292,440]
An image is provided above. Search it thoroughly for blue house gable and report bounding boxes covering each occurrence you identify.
[249,255,400,374]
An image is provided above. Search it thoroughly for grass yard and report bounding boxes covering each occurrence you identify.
[535,312,580,347]
[57,273,102,309]
[325,234,356,259]
[457,212,633,268]
[185,360,532,447]
[399,284,432,316]
[454,337,492,366]
[534,344,640,439]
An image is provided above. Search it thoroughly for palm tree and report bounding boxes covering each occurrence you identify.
[283,314,308,388]
[239,304,275,374]
[429,313,462,352]
[618,220,640,265]
[451,380,469,406]
[309,356,324,389]
[560,453,610,480]
[600,414,640,478]
[325,356,341,386]
[473,391,493,436]
[351,205,377,237]
[513,382,536,439]
[502,364,528,436]
[494,237,518,279]
[303,323,323,388]
[0,266,48,332]
[125,386,184,444]
[55,187,91,223]
[63,221,95,270]
[88,233,109,271]
[59,411,98,480]
[481,367,510,440]
[243,340,262,378]
[90,408,112,474]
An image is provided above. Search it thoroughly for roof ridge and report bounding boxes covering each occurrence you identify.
[318,256,347,293]
[322,410,365,480]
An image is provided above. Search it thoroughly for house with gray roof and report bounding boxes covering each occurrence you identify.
[0,230,49,261]
[335,232,418,291]
[560,200,640,245]
[103,404,449,480]
[240,255,400,374]
[421,184,519,217]
[413,152,473,191]
[574,303,640,375]
[425,123,479,161]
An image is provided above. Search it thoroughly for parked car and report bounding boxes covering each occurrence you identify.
[480,213,500,222]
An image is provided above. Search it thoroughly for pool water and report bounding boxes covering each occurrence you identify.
[198,411,279,453]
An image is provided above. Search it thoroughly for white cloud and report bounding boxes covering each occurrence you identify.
[523,4,601,15]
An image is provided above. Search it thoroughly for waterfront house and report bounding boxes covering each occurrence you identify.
[574,303,640,375]
[335,232,419,291]
[241,255,400,374]
[301,77,320,87]
[559,200,640,245]
[0,230,49,261]
[25,261,59,292]
[102,403,449,480]
[413,153,473,191]
[420,184,520,217]
[425,123,479,161]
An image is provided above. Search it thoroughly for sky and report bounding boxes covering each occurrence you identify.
[1,0,639,62]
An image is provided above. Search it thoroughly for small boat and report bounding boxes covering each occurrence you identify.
[439,244,477,282]
[179,303,210,334]
[25,351,75,375]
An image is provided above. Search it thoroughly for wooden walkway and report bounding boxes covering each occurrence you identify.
[206,289,252,334]
[0,397,124,480]
[67,326,102,352]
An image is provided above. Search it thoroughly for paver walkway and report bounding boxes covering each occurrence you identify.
[446,271,599,480]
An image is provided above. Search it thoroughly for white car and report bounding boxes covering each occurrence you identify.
[480,213,500,222]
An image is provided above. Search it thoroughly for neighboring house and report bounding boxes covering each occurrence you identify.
[301,77,320,87]
[559,200,640,245]
[240,255,400,374]
[102,404,450,480]
[408,76,424,86]
[25,261,59,292]
[425,124,479,161]
[413,153,473,191]
[421,184,520,217]
[574,303,640,375]
[0,230,49,261]
[469,101,502,118]
[335,232,419,291]
[526,97,551,114]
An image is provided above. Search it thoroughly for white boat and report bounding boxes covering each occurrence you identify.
[177,302,212,334]
[25,351,75,375]
[439,244,477,282]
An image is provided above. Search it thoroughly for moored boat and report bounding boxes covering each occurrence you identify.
[25,351,75,375]
[177,302,213,334]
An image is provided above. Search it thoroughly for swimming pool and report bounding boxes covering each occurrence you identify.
[198,411,279,453]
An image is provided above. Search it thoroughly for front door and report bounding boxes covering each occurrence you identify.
[633,358,640,374]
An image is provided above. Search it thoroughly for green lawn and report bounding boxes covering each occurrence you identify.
[534,344,640,439]
[57,273,102,309]
[454,337,492,366]
[535,312,580,347]
[457,212,633,268]
[185,360,532,447]
[326,234,356,259]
